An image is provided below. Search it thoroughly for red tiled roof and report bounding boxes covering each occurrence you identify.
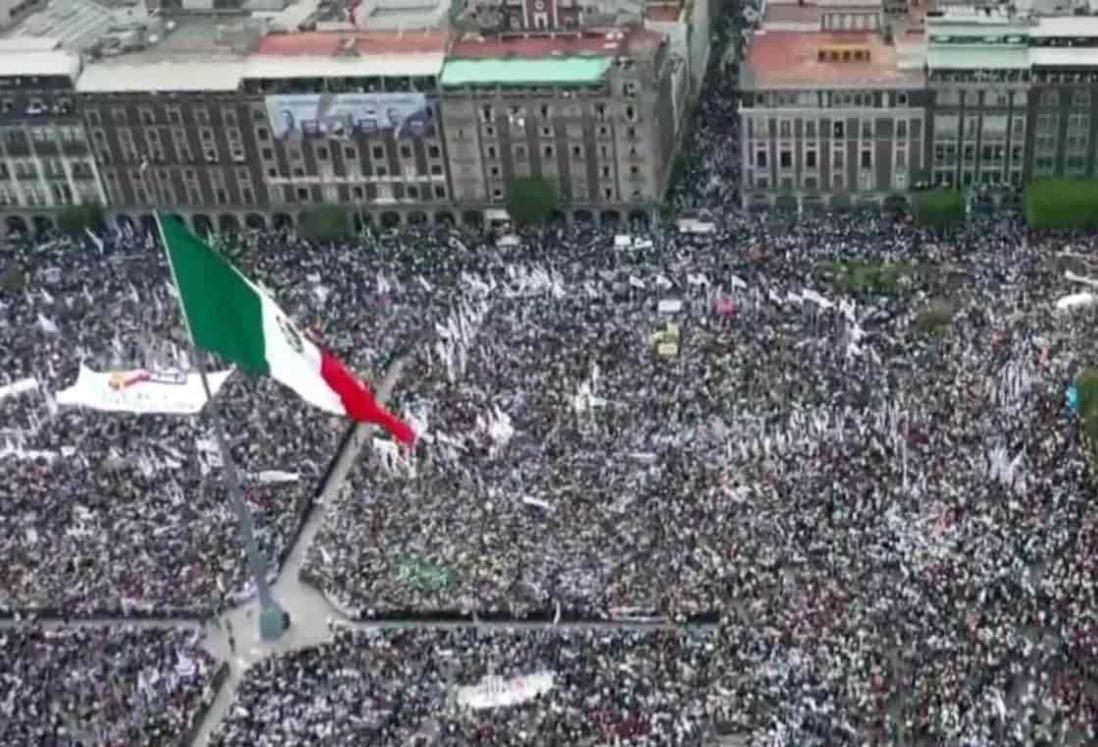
[256,30,450,57]
[741,31,925,88]
[645,4,682,22]
[450,27,664,61]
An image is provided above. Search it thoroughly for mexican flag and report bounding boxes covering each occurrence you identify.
[158,214,416,446]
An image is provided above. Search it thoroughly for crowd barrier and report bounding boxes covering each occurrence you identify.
[297,567,718,626]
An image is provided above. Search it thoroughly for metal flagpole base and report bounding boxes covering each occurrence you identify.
[259,602,289,641]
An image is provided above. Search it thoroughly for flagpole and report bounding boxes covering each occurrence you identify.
[193,348,287,639]
[154,213,287,641]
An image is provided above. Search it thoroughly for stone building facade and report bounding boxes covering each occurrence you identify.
[0,11,682,236]
[440,28,676,225]
[739,28,929,210]
[0,48,107,235]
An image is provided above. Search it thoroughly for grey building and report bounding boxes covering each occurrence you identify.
[0,42,106,236]
[924,14,1098,195]
[925,14,1031,192]
[1026,18,1098,182]
[440,26,679,226]
[71,17,454,233]
[739,25,929,211]
[0,0,684,235]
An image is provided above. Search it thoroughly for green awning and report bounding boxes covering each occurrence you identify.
[441,57,611,87]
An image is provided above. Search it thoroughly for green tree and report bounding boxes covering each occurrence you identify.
[882,193,909,216]
[914,189,964,228]
[56,203,105,235]
[300,206,351,243]
[0,262,26,292]
[504,176,558,225]
[1027,179,1098,229]
[774,192,799,214]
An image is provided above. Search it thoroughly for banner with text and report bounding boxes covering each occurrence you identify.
[265,93,431,140]
[455,672,554,710]
[57,366,233,415]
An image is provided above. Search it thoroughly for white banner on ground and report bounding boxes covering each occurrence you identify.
[1054,292,1097,313]
[455,671,554,710]
[254,470,300,484]
[56,366,232,415]
[0,377,38,402]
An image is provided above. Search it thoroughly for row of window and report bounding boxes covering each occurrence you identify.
[481,139,644,162]
[752,142,909,172]
[475,100,641,125]
[0,157,95,180]
[933,143,1025,164]
[750,170,886,193]
[933,169,1025,189]
[748,117,915,140]
[745,90,912,109]
[1035,155,1094,176]
[480,182,628,204]
[0,181,94,207]
[933,114,1026,139]
[935,89,1026,108]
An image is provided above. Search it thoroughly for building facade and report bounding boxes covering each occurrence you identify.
[0,0,684,236]
[739,27,929,210]
[924,15,1031,192]
[0,46,107,234]
[440,28,676,224]
[739,8,1098,211]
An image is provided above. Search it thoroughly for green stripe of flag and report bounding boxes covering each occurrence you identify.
[160,214,270,376]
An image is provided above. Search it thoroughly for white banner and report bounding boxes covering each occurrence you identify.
[455,671,554,710]
[0,377,38,402]
[56,366,232,415]
[254,470,300,484]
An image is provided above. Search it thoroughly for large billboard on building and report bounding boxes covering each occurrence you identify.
[265,93,431,139]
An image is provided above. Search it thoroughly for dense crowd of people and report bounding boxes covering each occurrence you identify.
[211,626,718,745]
[3,0,1098,743]
[0,236,344,616]
[0,625,217,745]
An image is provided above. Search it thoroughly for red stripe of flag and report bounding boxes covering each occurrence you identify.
[319,351,417,446]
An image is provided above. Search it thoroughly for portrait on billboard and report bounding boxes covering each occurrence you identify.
[265,93,431,139]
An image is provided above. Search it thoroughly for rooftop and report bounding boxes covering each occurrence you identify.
[1030,47,1098,67]
[450,27,664,61]
[65,18,449,90]
[1032,16,1098,38]
[644,1,683,23]
[741,30,925,89]
[255,29,450,56]
[926,44,1030,71]
[67,14,255,92]
[0,50,82,78]
[77,60,247,92]
[762,4,825,29]
[440,57,612,87]
[245,52,445,79]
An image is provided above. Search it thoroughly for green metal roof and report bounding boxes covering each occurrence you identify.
[440,57,611,87]
[926,46,1030,71]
